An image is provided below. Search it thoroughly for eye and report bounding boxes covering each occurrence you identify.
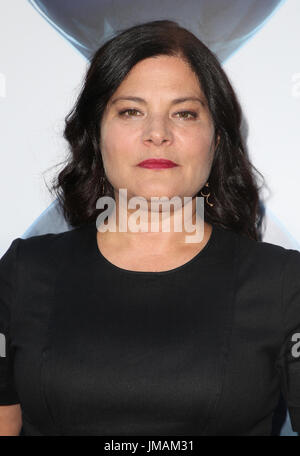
[117,109,198,120]
[175,111,198,120]
[118,108,141,117]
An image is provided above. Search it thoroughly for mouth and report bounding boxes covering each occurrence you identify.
[137,158,179,169]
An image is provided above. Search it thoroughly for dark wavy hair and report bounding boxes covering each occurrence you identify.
[48,19,266,241]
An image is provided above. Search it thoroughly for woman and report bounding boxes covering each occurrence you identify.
[0,20,299,436]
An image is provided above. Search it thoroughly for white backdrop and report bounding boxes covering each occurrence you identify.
[0,0,300,255]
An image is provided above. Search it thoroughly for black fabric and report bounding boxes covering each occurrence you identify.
[0,222,299,436]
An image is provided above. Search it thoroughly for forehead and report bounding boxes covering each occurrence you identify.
[112,55,203,95]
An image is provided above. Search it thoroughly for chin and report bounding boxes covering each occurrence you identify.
[136,189,181,199]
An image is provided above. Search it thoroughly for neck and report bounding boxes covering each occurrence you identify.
[96,192,210,252]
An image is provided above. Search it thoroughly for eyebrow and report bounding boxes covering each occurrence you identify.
[111,96,206,107]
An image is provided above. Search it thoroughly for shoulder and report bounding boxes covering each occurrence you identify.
[9,223,94,272]
[231,227,299,264]
[217,225,300,278]
[19,223,92,252]
[236,230,300,295]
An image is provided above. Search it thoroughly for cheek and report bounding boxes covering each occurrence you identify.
[178,125,215,163]
[100,120,138,163]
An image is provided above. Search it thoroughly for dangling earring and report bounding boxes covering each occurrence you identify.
[200,181,214,207]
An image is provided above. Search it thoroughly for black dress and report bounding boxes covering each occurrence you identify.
[0,222,300,436]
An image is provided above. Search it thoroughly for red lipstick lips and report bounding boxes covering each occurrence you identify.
[138,158,179,169]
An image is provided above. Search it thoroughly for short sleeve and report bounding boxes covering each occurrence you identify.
[0,238,21,405]
[277,249,300,434]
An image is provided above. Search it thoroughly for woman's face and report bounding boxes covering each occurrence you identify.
[100,55,217,202]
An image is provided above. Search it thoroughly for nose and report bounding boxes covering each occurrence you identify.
[142,114,172,147]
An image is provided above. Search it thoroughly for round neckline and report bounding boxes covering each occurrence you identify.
[90,222,218,276]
